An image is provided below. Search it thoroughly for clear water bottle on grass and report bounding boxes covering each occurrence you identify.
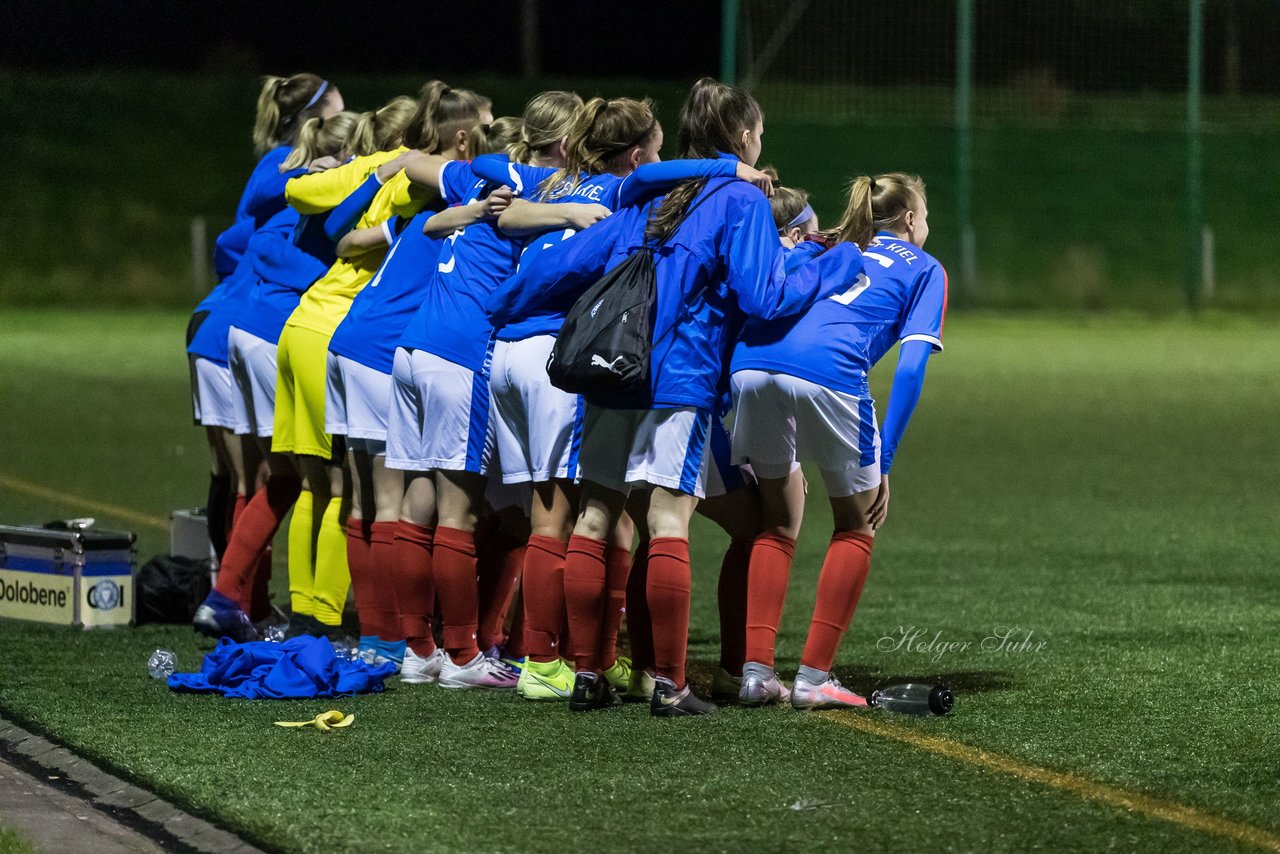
[147,649,177,679]
[869,682,954,715]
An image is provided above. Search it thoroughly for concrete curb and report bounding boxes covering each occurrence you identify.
[0,713,266,853]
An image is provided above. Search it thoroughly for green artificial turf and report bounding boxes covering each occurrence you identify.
[1,310,1278,852]
[0,826,36,854]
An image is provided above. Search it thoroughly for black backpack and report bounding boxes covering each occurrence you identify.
[136,554,213,624]
[547,179,732,408]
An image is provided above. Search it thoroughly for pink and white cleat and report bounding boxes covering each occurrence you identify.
[438,651,519,690]
[790,672,869,710]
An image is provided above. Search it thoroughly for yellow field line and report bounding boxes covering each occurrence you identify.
[825,713,1280,851]
[0,472,169,532]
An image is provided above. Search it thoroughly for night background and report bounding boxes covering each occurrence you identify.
[0,3,1277,853]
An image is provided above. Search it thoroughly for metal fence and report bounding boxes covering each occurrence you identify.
[725,0,1280,310]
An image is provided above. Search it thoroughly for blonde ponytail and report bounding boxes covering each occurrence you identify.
[281,111,359,170]
[252,76,286,154]
[251,73,333,154]
[346,96,415,157]
[466,117,524,159]
[826,173,924,250]
[542,96,658,198]
[510,90,582,165]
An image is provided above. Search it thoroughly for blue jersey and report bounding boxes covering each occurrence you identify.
[329,211,444,373]
[397,160,521,372]
[489,177,866,410]
[212,146,293,281]
[224,207,334,345]
[474,155,743,341]
[732,231,947,396]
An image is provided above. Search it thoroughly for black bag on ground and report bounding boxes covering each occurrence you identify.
[136,554,212,624]
[547,179,732,407]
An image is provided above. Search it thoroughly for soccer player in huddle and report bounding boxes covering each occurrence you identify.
[190,76,945,721]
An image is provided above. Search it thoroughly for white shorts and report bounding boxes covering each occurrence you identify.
[227,326,277,437]
[491,336,584,485]
[578,405,713,499]
[325,352,392,443]
[703,416,752,499]
[730,369,881,497]
[191,356,236,430]
[386,347,495,474]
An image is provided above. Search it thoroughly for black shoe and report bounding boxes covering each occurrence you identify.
[569,672,619,712]
[651,676,717,718]
[285,613,330,639]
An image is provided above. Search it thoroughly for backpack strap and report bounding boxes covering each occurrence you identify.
[645,178,736,250]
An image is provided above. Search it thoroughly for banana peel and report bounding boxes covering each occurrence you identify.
[274,710,354,731]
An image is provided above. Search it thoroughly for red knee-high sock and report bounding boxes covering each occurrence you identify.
[477,534,526,651]
[225,491,246,555]
[391,521,435,656]
[506,588,527,658]
[597,546,632,670]
[799,531,875,672]
[717,537,752,676]
[433,527,480,661]
[744,533,796,668]
[521,535,568,662]
[563,535,608,674]
[647,537,692,688]
[625,540,652,672]
[249,546,273,623]
[368,522,403,642]
[213,477,301,608]
[344,517,378,637]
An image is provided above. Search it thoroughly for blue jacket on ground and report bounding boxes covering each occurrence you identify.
[167,636,396,700]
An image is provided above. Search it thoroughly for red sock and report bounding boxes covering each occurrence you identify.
[563,535,608,673]
[248,546,273,623]
[213,477,301,608]
[226,491,246,555]
[647,537,692,688]
[744,533,796,668]
[392,521,435,656]
[597,546,631,670]
[625,541,652,672]
[521,535,567,662]
[716,537,752,676]
[506,588,527,658]
[433,526,480,661]
[800,531,875,672]
[368,522,403,642]
[477,534,525,651]
[345,517,377,637]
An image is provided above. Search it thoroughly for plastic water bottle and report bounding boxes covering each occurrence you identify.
[331,639,354,661]
[147,649,177,680]
[869,682,954,716]
[262,624,286,643]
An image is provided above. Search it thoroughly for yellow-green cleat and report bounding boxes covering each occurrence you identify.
[516,657,574,700]
[623,665,656,703]
[601,655,633,693]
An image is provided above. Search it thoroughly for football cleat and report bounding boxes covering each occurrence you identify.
[400,647,446,684]
[438,652,518,690]
[518,658,574,700]
[624,667,657,703]
[738,662,790,706]
[711,666,743,703]
[650,677,716,718]
[790,673,869,710]
[568,672,620,712]
[601,655,633,693]
[192,591,258,643]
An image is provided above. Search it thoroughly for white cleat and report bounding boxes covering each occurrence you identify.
[739,662,790,706]
[400,647,446,684]
[790,672,868,710]
[438,651,519,690]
